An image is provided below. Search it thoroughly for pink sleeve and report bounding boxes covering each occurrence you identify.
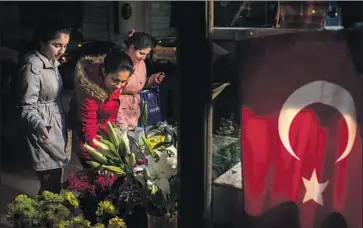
[116,94,128,130]
[116,105,126,129]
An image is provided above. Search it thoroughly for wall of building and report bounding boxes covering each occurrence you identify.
[81,1,175,45]
[148,2,176,38]
[81,2,111,41]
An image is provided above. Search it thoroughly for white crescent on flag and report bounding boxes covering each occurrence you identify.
[278,80,357,163]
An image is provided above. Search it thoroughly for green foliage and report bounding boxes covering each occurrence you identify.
[7,190,126,228]
[212,113,241,180]
[108,217,126,228]
[7,191,80,228]
[95,201,116,224]
[63,191,80,209]
[216,113,240,138]
[93,224,106,228]
[212,140,240,180]
[55,216,92,228]
[6,194,42,228]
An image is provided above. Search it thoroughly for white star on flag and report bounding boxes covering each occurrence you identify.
[302,169,329,206]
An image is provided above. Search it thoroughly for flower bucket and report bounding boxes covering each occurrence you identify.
[147,214,177,228]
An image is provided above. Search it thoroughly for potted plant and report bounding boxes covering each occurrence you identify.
[7,191,80,228]
[64,171,119,224]
[121,122,179,228]
[7,191,127,228]
[137,150,178,228]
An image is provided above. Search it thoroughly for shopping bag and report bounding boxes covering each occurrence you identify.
[140,87,163,126]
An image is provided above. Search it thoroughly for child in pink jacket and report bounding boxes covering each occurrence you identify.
[117,29,165,129]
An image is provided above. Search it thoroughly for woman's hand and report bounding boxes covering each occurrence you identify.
[36,126,50,144]
[154,72,166,85]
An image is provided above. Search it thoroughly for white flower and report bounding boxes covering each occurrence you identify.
[154,144,177,155]
[144,153,177,194]
[165,145,177,157]
[156,121,168,129]
[116,128,130,155]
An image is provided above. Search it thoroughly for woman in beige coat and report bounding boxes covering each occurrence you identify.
[19,21,71,194]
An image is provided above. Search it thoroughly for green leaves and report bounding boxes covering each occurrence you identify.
[100,139,118,157]
[83,143,108,164]
[7,191,80,228]
[7,195,42,228]
[142,136,155,157]
[107,122,120,148]
[141,100,148,127]
[92,139,118,160]
[85,122,138,175]
[101,165,126,175]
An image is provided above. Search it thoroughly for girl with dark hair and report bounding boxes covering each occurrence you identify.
[70,50,134,167]
[18,20,71,194]
[117,29,166,129]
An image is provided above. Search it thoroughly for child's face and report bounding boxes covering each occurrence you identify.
[104,70,131,92]
[128,46,151,63]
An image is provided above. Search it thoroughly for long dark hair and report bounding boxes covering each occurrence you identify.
[33,20,72,50]
[21,20,72,54]
[124,29,157,50]
[103,50,134,75]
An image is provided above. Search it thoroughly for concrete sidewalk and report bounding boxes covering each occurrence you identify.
[1,87,83,227]
[0,151,83,227]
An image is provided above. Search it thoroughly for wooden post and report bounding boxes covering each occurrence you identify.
[0,30,2,171]
[177,2,212,228]
[207,0,214,227]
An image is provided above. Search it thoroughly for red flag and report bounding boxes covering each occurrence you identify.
[239,31,362,228]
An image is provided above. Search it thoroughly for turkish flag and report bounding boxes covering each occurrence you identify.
[239,31,362,228]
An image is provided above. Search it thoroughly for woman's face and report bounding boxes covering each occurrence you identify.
[128,46,151,63]
[39,33,70,61]
[104,70,131,92]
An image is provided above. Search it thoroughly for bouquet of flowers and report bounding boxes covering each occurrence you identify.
[84,121,179,226]
[82,122,140,176]
[134,122,178,219]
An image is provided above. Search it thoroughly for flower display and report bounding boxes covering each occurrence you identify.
[66,172,96,196]
[63,191,80,209]
[93,223,106,228]
[108,216,127,228]
[65,171,118,199]
[7,192,127,228]
[7,191,85,228]
[95,201,116,217]
[56,216,91,228]
[83,121,179,221]
[144,152,177,195]
[82,122,137,175]
[7,194,42,228]
[8,121,179,228]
